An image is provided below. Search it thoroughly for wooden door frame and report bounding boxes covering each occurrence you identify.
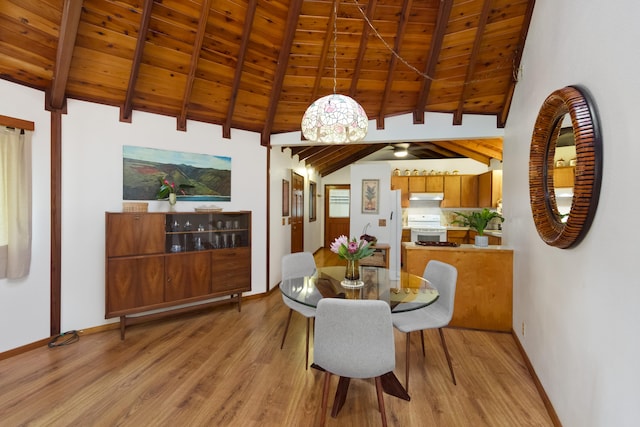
[323,184,350,247]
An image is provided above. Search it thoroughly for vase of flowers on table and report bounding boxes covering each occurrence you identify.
[156,178,194,210]
[330,235,375,285]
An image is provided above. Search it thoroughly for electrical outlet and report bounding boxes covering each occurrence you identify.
[379,219,386,226]
[521,321,525,336]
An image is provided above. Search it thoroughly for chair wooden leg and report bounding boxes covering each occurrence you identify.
[280,309,293,349]
[438,328,456,385]
[420,330,426,356]
[305,317,310,370]
[405,331,411,393]
[320,371,331,427]
[375,376,388,427]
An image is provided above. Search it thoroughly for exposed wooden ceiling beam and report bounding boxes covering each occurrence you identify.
[316,144,384,176]
[178,0,212,132]
[432,140,491,165]
[309,0,336,108]
[413,0,453,124]
[261,0,304,146]
[223,0,258,139]
[377,0,412,130]
[453,0,491,126]
[48,0,83,111]
[120,0,153,123]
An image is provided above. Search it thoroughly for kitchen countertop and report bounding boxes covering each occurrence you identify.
[402,242,510,251]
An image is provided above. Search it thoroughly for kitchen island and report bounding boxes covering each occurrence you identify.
[402,242,513,332]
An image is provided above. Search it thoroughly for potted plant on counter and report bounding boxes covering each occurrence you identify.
[452,208,504,247]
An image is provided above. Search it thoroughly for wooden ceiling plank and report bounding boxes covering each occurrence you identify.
[413,0,453,124]
[120,0,154,123]
[453,0,492,126]
[316,144,384,177]
[178,0,212,132]
[260,0,304,146]
[349,0,376,99]
[48,0,83,110]
[499,0,536,128]
[308,0,335,105]
[377,0,412,130]
[223,0,258,139]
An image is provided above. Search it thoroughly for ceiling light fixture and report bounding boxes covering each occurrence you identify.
[301,0,368,144]
[393,146,408,157]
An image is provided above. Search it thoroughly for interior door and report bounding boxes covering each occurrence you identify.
[324,184,350,247]
[290,171,304,253]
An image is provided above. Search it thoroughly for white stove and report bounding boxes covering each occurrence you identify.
[407,214,447,242]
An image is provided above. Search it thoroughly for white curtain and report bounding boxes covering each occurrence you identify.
[0,126,32,279]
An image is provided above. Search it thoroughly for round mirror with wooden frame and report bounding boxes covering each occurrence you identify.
[529,85,602,248]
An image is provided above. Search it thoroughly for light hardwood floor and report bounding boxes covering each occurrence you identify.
[0,250,554,426]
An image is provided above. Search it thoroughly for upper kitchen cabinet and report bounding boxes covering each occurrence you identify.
[441,175,479,208]
[391,176,410,207]
[408,175,444,192]
[478,170,503,208]
[553,166,575,188]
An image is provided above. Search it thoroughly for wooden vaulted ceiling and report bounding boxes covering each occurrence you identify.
[0,0,534,176]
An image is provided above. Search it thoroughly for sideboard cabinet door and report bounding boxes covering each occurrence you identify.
[106,256,165,315]
[211,247,251,293]
[106,213,165,257]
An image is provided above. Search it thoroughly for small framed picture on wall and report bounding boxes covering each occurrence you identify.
[361,179,379,214]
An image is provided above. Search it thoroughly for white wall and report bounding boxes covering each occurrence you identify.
[505,0,640,425]
[0,81,52,351]
[0,89,268,351]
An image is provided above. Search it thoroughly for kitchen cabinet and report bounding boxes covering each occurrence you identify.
[402,243,513,331]
[469,230,502,245]
[478,170,502,208]
[105,211,252,338]
[553,166,575,188]
[446,229,469,245]
[409,175,444,193]
[441,175,461,208]
[442,175,478,208]
[391,176,410,207]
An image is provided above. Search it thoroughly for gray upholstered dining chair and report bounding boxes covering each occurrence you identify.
[391,260,458,392]
[280,252,317,369]
[314,298,395,427]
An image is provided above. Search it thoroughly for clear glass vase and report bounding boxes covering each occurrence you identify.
[345,258,359,281]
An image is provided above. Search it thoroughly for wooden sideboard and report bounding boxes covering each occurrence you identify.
[402,242,513,332]
[105,211,252,338]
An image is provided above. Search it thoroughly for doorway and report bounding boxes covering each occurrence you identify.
[324,184,350,247]
[290,171,304,253]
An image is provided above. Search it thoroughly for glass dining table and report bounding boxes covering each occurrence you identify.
[280,265,439,412]
[279,265,439,313]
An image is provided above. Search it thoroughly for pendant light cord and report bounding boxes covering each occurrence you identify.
[333,0,338,94]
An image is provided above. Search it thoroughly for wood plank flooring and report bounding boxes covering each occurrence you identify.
[0,249,554,426]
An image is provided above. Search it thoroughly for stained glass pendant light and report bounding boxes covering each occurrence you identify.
[301,1,368,143]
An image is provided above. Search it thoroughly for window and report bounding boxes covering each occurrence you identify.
[0,125,32,278]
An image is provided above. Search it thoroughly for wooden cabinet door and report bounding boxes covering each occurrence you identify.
[460,175,479,207]
[106,256,164,315]
[425,175,444,192]
[165,252,211,301]
[553,166,575,188]
[211,247,251,293]
[447,230,469,244]
[391,176,409,207]
[106,213,165,257]
[441,175,461,208]
[408,176,425,192]
[478,170,502,207]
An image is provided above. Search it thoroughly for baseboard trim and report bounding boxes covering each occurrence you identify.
[511,330,562,427]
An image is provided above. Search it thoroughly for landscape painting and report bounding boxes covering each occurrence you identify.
[123,146,231,201]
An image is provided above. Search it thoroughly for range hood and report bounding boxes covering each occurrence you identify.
[409,192,444,201]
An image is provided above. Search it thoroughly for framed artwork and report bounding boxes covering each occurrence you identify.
[122,146,231,201]
[361,179,379,214]
[282,179,290,217]
[309,181,317,222]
